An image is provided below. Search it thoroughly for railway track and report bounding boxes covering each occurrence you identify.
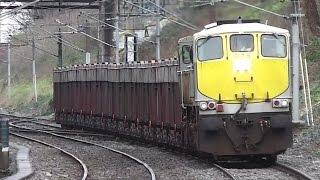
[7,115,156,180]
[10,132,88,180]
[224,161,315,180]
[5,114,239,179]
[274,162,315,180]
[3,113,315,180]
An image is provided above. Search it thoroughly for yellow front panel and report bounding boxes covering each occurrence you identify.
[196,33,289,103]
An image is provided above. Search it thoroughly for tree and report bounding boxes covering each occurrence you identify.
[304,0,320,36]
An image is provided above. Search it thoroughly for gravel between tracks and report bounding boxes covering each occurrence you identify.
[66,135,231,180]
[226,166,295,180]
[11,116,320,180]
[14,133,150,179]
[10,136,82,180]
[277,124,320,179]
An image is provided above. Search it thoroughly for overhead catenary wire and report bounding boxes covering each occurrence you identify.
[79,12,156,44]
[122,0,198,31]
[10,50,33,62]
[0,1,17,11]
[7,18,86,54]
[145,0,200,30]
[56,19,116,48]
[231,0,289,19]
[34,26,86,53]
[11,36,58,58]
[0,0,42,20]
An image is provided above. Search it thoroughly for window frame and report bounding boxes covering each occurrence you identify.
[230,34,255,52]
[196,36,224,61]
[260,34,287,58]
[181,45,193,64]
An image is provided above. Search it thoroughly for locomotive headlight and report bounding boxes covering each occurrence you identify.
[207,101,216,110]
[272,99,289,108]
[233,60,251,72]
[199,102,208,111]
[281,100,288,107]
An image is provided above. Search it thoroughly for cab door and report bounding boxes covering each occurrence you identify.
[178,38,195,106]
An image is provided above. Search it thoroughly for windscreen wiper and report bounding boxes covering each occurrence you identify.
[272,33,286,46]
[197,35,214,47]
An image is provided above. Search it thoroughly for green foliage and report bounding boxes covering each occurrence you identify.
[3,78,53,115]
[241,1,287,19]
[311,84,320,102]
[307,38,320,62]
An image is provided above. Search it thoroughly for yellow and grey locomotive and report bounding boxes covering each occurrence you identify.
[54,20,293,164]
[178,21,292,162]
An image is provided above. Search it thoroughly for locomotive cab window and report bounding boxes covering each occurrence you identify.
[261,34,287,58]
[197,36,223,61]
[230,34,254,52]
[181,45,193,64]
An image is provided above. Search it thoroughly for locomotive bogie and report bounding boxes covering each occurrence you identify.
[198,112,292,155]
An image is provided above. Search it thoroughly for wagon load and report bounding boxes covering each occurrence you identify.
[53,59,185,145]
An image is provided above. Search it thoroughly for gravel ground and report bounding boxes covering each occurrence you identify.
[10,136,82,180]
[13,133,150,179]
[66,135,230,180]
[10,114,320,180]
[0,146,17,179]
[226,166,295,180]
[278,124,320,179]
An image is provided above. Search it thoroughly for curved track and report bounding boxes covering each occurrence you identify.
[4,113,314,180]
[10,132,88,180]
[274,162,315,180]
[213,164,238,180]
[9,117,156,180]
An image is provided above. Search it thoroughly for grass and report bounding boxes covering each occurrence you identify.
[0,78,53,115]
[307,38,320,63]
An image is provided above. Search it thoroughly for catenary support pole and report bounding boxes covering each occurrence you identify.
[58,0,63,67]
[115,0,120,64]
[7,43,11,97]
[58,28,62,67]
[104,1,114,62]
[156,0,161,61]
[98,2,102,63]
[32,37,37,102]
[291,3,301,123]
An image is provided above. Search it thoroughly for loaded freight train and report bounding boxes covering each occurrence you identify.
[54,21,292,163]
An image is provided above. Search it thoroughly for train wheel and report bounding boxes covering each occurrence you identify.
[266,155,277,165]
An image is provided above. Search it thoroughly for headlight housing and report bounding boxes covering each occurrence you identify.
[199,102,208,111]
[272,99,289,108]
[199,101,216,111]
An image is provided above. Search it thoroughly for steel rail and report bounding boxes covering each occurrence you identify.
[9,119,112,136]
[274,162,315,180]
[213,164,238,180]
[10,132,88,180]
[10,119,157,180]
[11,129,112,137]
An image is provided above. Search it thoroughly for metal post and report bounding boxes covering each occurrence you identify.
[99,2,105,62]
[85,19,91,64]
[291,1,301,123]
[104,1,114,62]
[58,28,63,67]
[156,0,161,61]
[7,43,11,97]
[86,52,91,64]
[115,0,120,63]
[58,0,63,67]
[32,37,38,102]
[0,118,9,171]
